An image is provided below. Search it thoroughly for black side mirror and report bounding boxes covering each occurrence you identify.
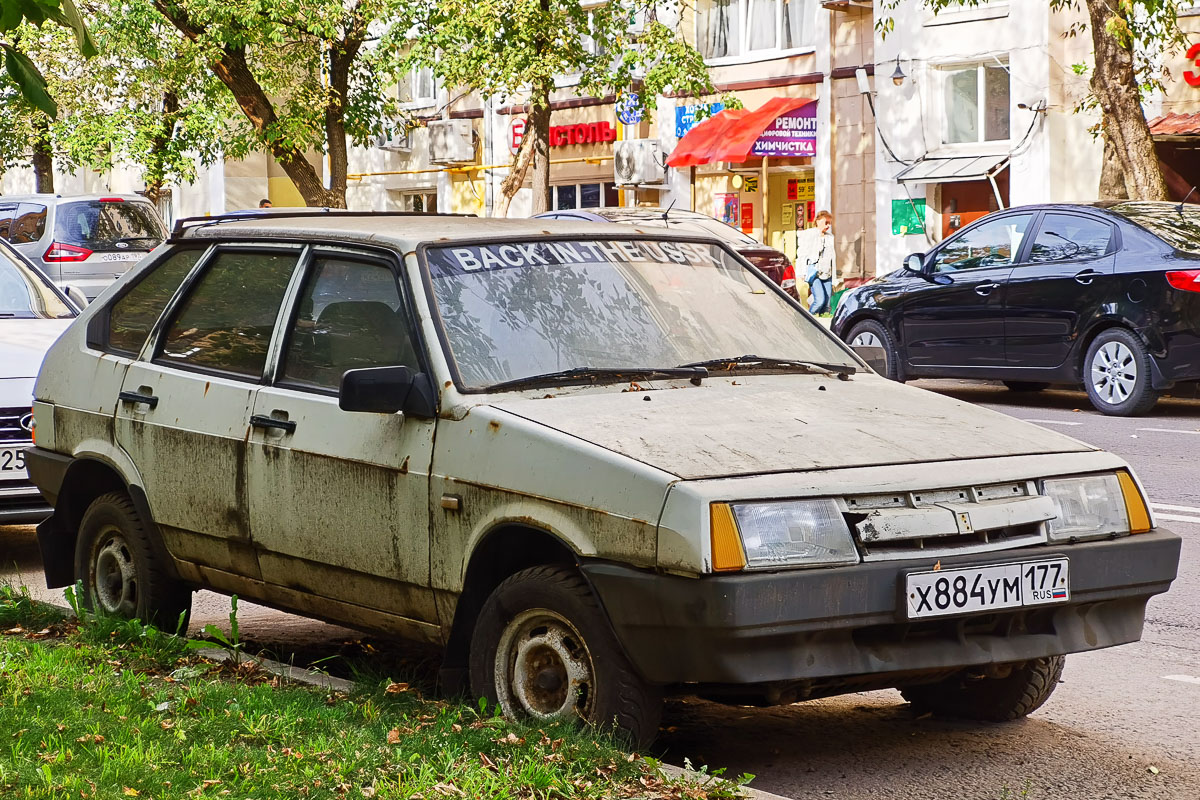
[903,253,926,274]
[339,366,437,419]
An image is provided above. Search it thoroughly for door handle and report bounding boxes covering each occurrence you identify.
[1074,270,1103,285]
[250,414,297,434]
[974,282,1001,296]
[118,390,158,409]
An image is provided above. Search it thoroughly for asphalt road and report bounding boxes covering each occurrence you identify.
[3,378,1198,799]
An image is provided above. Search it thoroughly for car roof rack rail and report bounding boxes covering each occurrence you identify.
[171,209,476,237]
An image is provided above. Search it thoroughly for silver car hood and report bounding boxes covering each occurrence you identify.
[0,319,71,379]
[488,374,1093,480]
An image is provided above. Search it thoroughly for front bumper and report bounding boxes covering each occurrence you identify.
[583,530,1180,686]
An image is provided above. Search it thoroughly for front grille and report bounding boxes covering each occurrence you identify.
[846,480,1051,561]
[0,407,32,443]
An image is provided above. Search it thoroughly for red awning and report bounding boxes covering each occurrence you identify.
[667,97,815,167]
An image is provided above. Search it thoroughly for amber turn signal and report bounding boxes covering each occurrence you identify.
[710,503,746,572]
[1116,471,1152,534]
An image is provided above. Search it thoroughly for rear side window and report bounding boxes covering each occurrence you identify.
[54,200,166,252]
[159,250,298,379]
[107,249,205,354]
[9,203,47,244]
[1028,214,1112,263]
[278,256,420,391]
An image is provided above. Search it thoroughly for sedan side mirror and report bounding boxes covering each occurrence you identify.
[64,285,89,309]
[903,253,926,274]
[339,366,437,419]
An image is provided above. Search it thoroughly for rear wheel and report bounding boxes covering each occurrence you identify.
[469,565,661,746]
[847,319,904,382]
[74,491,191,631]
[1083,329,1160,416]
[900,656,1065,722]
[1003,381,1051,393]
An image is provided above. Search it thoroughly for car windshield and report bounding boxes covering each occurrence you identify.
[1105,202,1200,254]
[54,200,166,252]
[424,237,854,389]
[0,244,75,319]
[590,208,761,246]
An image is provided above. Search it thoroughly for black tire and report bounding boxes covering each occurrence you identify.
[74,491,191,631]
[1003,381,1051,393]
[1083,328,1160,416]
[846,319,905,382]
[468,565,662,747]
[900,655,1065,722]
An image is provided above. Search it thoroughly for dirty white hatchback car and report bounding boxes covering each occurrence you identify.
[26,213,1180,744]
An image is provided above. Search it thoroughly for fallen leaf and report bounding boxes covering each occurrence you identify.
[932,561,941,572]
[123,789,139,797]
[479,752,497,771]
[385,682,409,694]
[76,734,105,744]
[386,728,401,745]
[496,732,524,745]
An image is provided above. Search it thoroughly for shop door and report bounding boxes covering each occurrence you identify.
[939,174,1008,240]
[900,213,1034,369]
[1005,212,1118,369]
[767,172,814,263]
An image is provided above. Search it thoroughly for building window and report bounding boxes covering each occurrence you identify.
[552,183,620,210]
[399,67,436,107]
[943,63,1010,144]
[697,0,813,60]
[399,192,437,213]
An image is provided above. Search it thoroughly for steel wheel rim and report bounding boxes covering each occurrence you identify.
[850,331,883,348]
[92,526,138,616]
[494,608,596,722]
[1090,341,1137,405]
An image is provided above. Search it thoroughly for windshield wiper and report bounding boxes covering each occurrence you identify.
[487,365,708,392]
[677,354,855,379]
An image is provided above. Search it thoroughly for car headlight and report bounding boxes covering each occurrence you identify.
[1041,471,1152,542]
[709,499,859,571]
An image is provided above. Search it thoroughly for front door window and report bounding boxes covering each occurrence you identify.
[932,214,1034,273]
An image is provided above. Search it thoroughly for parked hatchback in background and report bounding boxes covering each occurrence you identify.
[0,194,167,301]
[833,201,1200,416]
[0,240,77,524]
[26,212,1180,745]
[534,207,795,287]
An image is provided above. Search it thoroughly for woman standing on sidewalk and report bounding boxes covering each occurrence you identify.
[797,210,837,314]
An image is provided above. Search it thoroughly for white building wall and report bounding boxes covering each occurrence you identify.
[872,0,1098,274]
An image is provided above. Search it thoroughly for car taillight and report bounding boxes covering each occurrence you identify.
[781,264,796,289]
[43,242,93,262]
[1166,269,1200,293]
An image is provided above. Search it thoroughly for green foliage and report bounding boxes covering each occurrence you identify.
[0,0,95,117]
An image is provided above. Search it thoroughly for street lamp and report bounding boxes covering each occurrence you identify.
[891,57,906,87]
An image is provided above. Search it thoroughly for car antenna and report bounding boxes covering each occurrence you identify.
[662,199,676,223]
[1176,186,1197,213]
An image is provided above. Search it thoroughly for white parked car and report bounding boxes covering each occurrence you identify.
[25,213,1180,744]
[0,194,167,300]
[0,240,77,524]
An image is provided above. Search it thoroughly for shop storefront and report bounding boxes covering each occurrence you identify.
[668,96,819,264]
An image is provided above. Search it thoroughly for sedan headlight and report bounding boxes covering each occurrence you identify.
[710,499,859,571]
[1041,472,1152,542]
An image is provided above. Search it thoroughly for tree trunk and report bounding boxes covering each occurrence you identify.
[495,117,537,218]
[528,79,553,215]
[31,115,53,193]
[144,91,180,205]
[1085,0,1168,200]
[1098,131,1129,200]
[153,1,341,208]
[324,36,363,210]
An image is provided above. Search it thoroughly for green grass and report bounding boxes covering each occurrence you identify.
[0,590,748,800]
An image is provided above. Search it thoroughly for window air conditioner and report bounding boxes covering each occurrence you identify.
[613,139,665,186]
[428,119,475,165]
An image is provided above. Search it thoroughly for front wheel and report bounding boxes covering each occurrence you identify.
[900,655,1065,722]
[74,491,191,631]
[469,565,661,746]
[847,319,904,382]
[1084,329,1160,416]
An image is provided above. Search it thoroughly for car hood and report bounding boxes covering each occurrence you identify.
[488,374,1093,480]
[1,319,72,379]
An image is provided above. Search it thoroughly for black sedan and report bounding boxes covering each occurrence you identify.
[832,202,1200,416]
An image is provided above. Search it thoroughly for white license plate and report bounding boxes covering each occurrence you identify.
[905,558,1070,619]
[0,445,27,480]
[99,252,138,262]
